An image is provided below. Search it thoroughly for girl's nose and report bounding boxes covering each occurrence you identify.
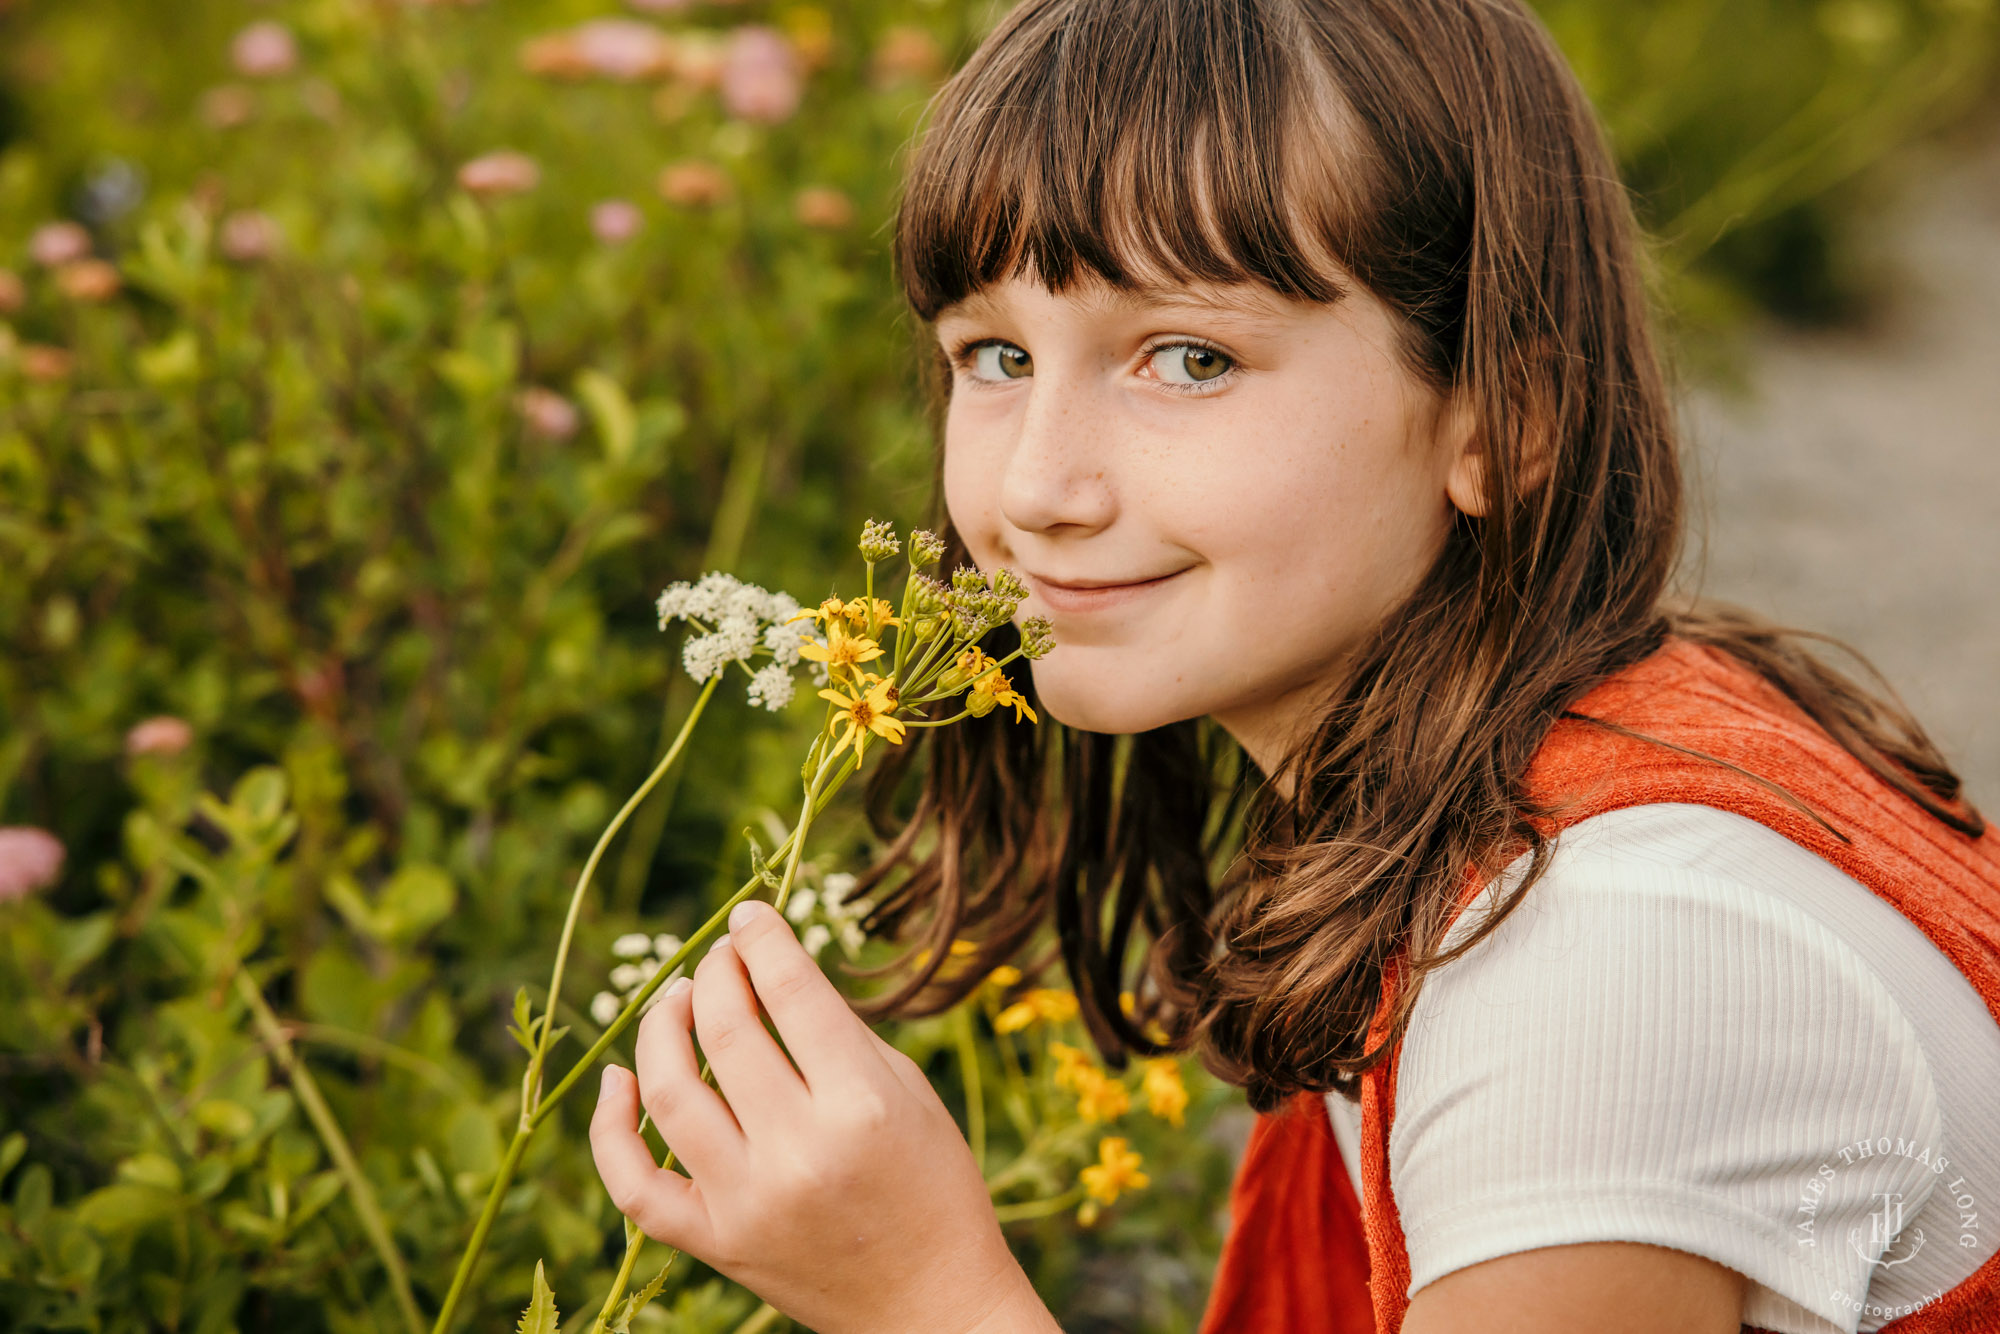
[997,376,1118,538]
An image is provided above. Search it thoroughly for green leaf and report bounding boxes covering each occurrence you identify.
[575,369,636,464]
[0,1133,25,1186]
[609,1256,679,1334]
[517,1259,558,1334]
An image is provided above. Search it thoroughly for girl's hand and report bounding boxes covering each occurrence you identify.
[590,899,1060,1334]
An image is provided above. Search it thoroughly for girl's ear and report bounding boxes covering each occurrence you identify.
[1442,384,1556,520]
[1441,392,1491,518]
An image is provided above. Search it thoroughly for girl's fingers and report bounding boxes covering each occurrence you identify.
[589,1065,717,1255]
[723,900,891,1097]
[632,975,745,1179]
[689,935,813,1140]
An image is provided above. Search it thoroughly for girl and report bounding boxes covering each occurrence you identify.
[589,1,2000,1330]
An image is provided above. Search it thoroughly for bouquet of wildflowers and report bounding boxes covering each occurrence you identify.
[433,520,1058,1331]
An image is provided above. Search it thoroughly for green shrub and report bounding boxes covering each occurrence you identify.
[0,1,1991,1330]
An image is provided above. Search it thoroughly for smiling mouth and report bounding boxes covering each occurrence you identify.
[1025,568,1191,613]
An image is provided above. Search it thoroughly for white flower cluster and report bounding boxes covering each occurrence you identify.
[655,571,806,709]
[784,871,870,961]
[589,931,687,1026]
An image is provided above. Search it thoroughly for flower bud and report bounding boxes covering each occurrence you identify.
[991,568,1027,601]
[858,518,899,563]
[964,688,999,718]
[658,160,731,208]
[591,198,644,244]
[951,566,988,595]
[909,529,944,566]
[1021,615,1055,660]
[908,574,949,616]
[721,26,803,124]
[0,826,65,902]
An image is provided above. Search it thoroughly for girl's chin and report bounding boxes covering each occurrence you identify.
[1026,666,1206,736]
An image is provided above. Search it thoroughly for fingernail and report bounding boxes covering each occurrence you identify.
[598,1066,618,1101]
[710,933,731,953]
[729,900,761,931]
[666,975,692,998]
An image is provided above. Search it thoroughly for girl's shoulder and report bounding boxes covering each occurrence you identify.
[1390,800,2000,1329]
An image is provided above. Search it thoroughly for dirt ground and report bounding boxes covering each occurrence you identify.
[1681,130,2000,809]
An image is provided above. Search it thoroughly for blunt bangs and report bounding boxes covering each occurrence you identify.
[893,0,1368,322]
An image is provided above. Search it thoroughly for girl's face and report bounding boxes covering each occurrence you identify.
[938,266,1484,769]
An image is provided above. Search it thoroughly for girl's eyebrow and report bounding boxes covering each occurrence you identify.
[938,281,1298,324]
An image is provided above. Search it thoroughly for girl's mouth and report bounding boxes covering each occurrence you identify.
[1024,568,1191,615]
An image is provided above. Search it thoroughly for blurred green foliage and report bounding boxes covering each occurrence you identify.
[0,0,1992,1330]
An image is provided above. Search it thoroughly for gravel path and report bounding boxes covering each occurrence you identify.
[1682,130,2000,809]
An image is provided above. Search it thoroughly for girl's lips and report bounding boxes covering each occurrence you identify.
[1025,568,1191,614]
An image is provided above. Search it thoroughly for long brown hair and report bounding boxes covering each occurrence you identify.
[848,0,1983,1112]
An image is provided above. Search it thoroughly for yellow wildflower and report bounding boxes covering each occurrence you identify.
[843,597,902,632]
[950,938,979,957]
[799,620,884,678]
[1118,991,1136,1017]
[969,669,1037,724]
[938,646,997,692]
[1048,1041,1096,1092]
[1073,1067,1130,1123]
[1141,1058,1188,1128]
[1080,1136,1149,1205]
[985,963,1023,991]
[788,597,852,627]
[993,987,1078,1034]
[817,674,906,758]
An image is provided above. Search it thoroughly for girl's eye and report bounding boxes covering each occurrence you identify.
[1146,342,1234,392]
[967,341,1033,381]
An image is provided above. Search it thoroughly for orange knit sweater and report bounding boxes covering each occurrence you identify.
[1197,639,2000,1334]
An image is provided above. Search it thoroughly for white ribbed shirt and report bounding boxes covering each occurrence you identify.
[1323,802,2000,1334]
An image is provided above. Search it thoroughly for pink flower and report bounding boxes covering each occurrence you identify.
[55,260,120,303]
[0,827,65,903]
[793,186,854,230]
[219,211,282,263]
[457,151,540,197]
[657,160,731,208]
[201,84,257,129]
[574,19,675,80]
[0,269,22,314]
[29,222,91,268]
[231,22,299,79]
[125,716,195,758]
[721,26,802,124]
[516,387,580,440]
[626,0,695,12]
[591,199,644,244]
[19,345,74,381]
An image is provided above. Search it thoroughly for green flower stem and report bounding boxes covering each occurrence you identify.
[591,1220,648,1333]
[234,971,425,1334]
[993,1185,1086,1225]
[524,673,722,1117]
[435,749,862,1334]
[588,758,831,1332]
[731,1303,785,1334]
[952,1005,987,1170]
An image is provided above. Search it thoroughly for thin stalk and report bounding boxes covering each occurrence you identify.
[730,1303,785,1334]
[993,1186,1085,1224]
[952,1005,986,1171]
[525,674,721,1117]
[588,760,829,1330]
[234,971,425,1334]
[590,1222,648,1334]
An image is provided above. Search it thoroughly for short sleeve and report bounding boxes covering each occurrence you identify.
[1390,834,1946,1334]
